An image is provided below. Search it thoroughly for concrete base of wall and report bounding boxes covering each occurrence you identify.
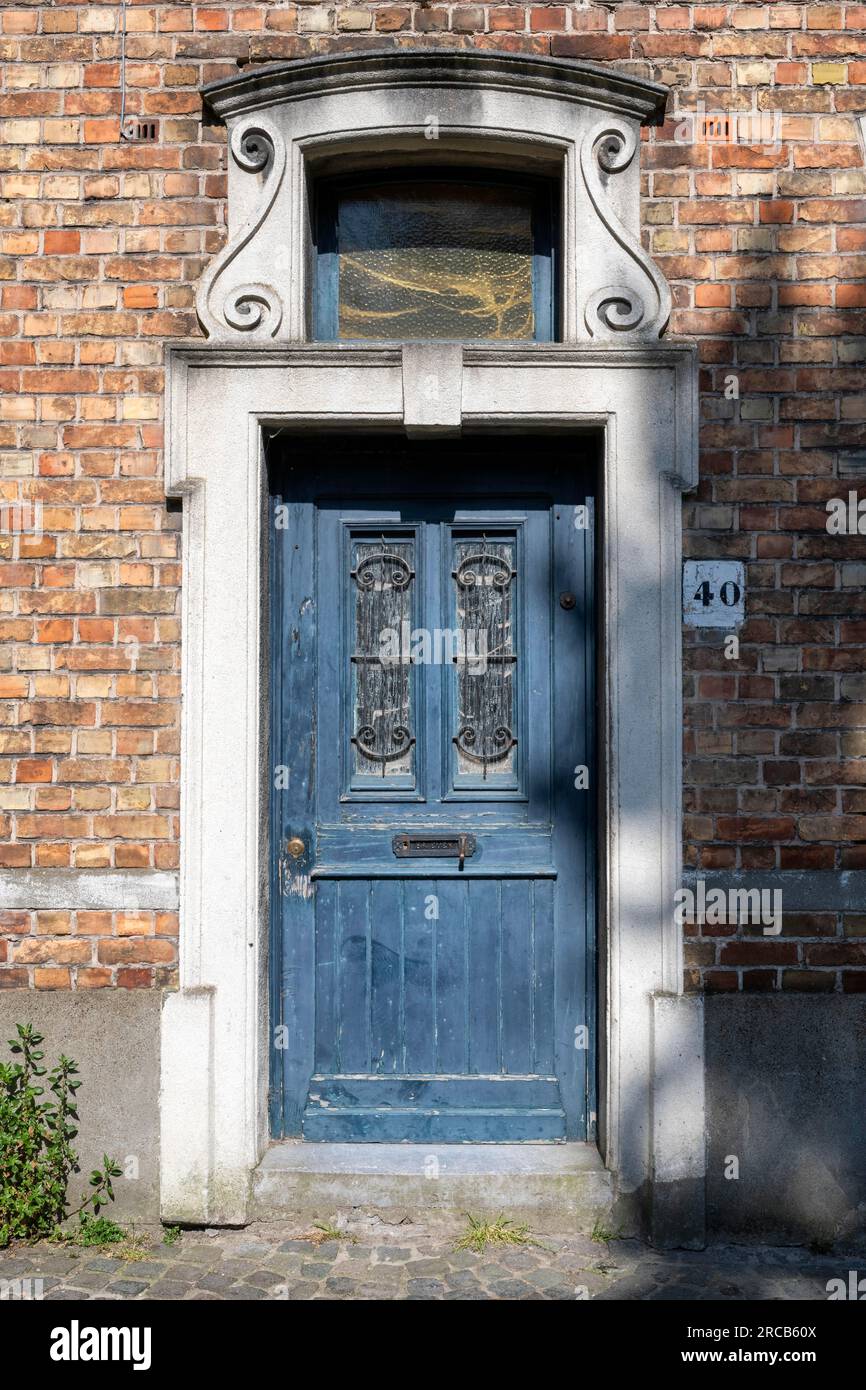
[706,995,866,1248]
[0,990,162,1225]
[650,992,706,1249]
[252,1141,614,1234]
[5,987,863,1244]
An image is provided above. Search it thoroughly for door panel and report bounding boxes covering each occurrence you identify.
[270,438,596,1142]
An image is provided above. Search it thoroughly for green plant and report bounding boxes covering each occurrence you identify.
[454,1213,538,1254]
[53,1218,151,1261]
[68,1214,125,1248]
[105,1226,151,1262]
[0,1023,122,1248]
[590,1218,624,1244]
[308,1220,356,1245]
[162,1224,182,1246]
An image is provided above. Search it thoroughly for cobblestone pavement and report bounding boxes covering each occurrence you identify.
[0,1222,853,1300]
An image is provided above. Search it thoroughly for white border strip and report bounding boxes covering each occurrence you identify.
[0,870,179,912]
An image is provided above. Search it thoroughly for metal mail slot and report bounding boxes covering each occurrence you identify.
[392,833,477,863]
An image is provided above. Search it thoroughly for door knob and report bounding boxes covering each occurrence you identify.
[286,836,305,859]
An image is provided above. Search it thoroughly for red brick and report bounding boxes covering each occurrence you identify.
[123,285,159,309]
[776,62,808,83]
[0,912,31,934]
[15,759,53,783]
[551,35,630,60]
[719,943,799,966]
[77,968,113,988]
[33,968,72,990]
[365,6,404,29]
[715,817,798,841]
[530,7,565,31]
[116,967,157,988]
[97,938,176,964]
[196,10,229,32]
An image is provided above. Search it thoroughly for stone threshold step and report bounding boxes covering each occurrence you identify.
[252,1141,613,1232]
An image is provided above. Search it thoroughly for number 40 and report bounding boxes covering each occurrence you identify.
[693,579,741,608]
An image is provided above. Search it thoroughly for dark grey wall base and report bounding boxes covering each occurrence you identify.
[651,1178,707,1253]
[0,991,162,1225]
[706,995,866,1247]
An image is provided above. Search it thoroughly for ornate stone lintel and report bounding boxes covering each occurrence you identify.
[196,52,673,347]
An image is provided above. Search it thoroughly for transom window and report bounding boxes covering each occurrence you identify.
[314,170,557,342]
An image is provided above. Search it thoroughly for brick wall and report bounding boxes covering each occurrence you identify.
[0,1,864,992]
[0,908,178,988]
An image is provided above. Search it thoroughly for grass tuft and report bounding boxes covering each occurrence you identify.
[454,1213,538,1254]
[307,1220,356,1246]
[51,1217,152,1262]
[590,1218,623,1244]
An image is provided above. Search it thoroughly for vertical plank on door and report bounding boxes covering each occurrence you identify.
[314,879,338,1074]
[468,878,500,1074]
[403,878,435,1073]
[533,879,555,1075]
[370,878,402,1074]
[338,879,370,1073]
[434,877,467,1074]
[501,879,532,1074]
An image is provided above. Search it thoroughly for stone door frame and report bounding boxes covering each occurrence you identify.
[161,52,704,1247]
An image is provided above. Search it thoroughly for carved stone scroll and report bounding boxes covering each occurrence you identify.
[195,116,287,340]
[580,118,672,341]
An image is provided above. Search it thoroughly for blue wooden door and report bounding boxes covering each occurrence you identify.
[270,439,595,1142]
